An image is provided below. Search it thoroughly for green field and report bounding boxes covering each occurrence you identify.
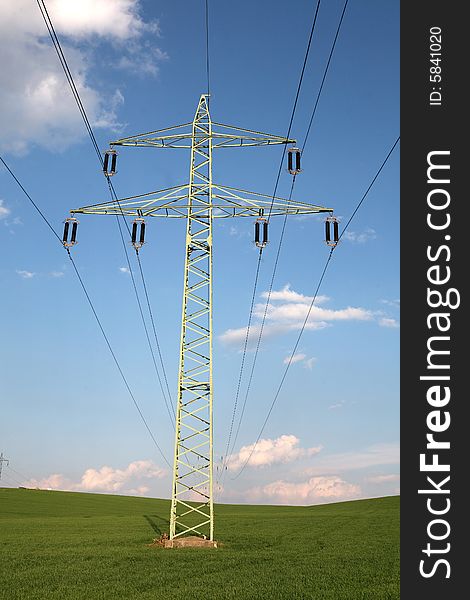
[0,488,399,600]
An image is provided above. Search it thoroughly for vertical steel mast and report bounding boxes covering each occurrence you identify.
[70,94,334,543]
[170,94,214,540]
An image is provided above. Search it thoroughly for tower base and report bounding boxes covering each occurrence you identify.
[164,536,218,549]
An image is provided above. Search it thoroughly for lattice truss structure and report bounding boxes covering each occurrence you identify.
[71,95,333,541]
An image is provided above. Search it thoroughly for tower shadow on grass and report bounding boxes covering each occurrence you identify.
[143,514,170,536]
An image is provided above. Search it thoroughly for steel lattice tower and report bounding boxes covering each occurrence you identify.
[70,94,333,541]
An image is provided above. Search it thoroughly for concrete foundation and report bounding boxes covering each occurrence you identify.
[163,536,218,549]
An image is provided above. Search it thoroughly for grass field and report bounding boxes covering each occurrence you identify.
[0,488,399,600]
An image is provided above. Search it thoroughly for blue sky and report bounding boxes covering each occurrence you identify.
[0,0,399,504]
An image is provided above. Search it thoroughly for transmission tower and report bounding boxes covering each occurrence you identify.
[69,94,333,542]
[0,453,9,481]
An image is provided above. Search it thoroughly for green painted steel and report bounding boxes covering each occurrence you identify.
[71,94,333,541]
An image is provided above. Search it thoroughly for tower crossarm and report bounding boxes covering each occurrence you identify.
[70,184,332,219]
[69,94,335,544]
[109,123,295,149]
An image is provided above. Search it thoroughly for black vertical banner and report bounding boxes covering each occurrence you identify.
[401,2,465,599]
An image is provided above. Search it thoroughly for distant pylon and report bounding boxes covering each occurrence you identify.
[0,452,9,481]
[70,94,334,541]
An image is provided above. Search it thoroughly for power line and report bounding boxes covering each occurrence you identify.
[36,0,174,427]
[112,207,175,427]
[0,154,171,468]
[67,255,171,468]
[227,177,296,460]
[36,0,102,164]
[266,0,322,224]
[218,0,322,485]
[224,0,350,473]
[2,472,24,488]
[205,0,211,98]
[6,465,31,484]
[136,252,175,420]
[301,0,350,151]
[0,157,62,244]
[230,135,400,479]
[218,251,263,482]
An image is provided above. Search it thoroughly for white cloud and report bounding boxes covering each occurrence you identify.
[220,285,373,349]
[78,460,165,492]
[16,270,35,279]
[283,352,306,365]
[0,200,11,219]
[0,1,156,40]
[256,301,373,325]
[116,44,168,77]
[343,228,377,244]
[328,401,345,410]
[379,317,399,328]
[45,0,158,39]
[24,459,166,495]
[219,322,306,348]
[119,266,130,274]
[127,485,150,496]
[0,1,164,154]
[262,284,329,305]
[247,475,361,505]
[283,353,316,370]
[49,271,64,278]
[304,357,316,370]
[366,474,400,484]
[381,298,400,308]
[301,442,399,476]
[227,434,322,471]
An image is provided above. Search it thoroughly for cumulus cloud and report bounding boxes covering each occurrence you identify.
[0,1,165,154]
[219,322,305,348]
[301,442,399,477]
[0,200,11,220]
[16,270,35,279]
[41,0,158,39]
[24,459,166,495]
[366,474,400,484]
[257,301,372,325]
[219,284,374,349]
[282,353,316,370]
[378,317,400,328]
[328,401,345,410]
[119,266,130,274]
[247,475,361,505]
[78,460,165,492]
[283,353,306,365]
[343,228,377,244]
[116,44,168,77]
[381,298,400,308]
[227,435,322,471]
[261,285,329,305]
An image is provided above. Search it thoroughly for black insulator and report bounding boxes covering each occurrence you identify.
[71,221,78,243]
[254,221,260,245]
[103,153,109,174]
[131,222,138,244]
[295,150,301,172]
[325,220,331,243]
[63,221,70,243]
[263,221,268,245]
[288,148,301,174]
[110,152,117,174]
[333,220,339,242]
[139,222,146,245]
